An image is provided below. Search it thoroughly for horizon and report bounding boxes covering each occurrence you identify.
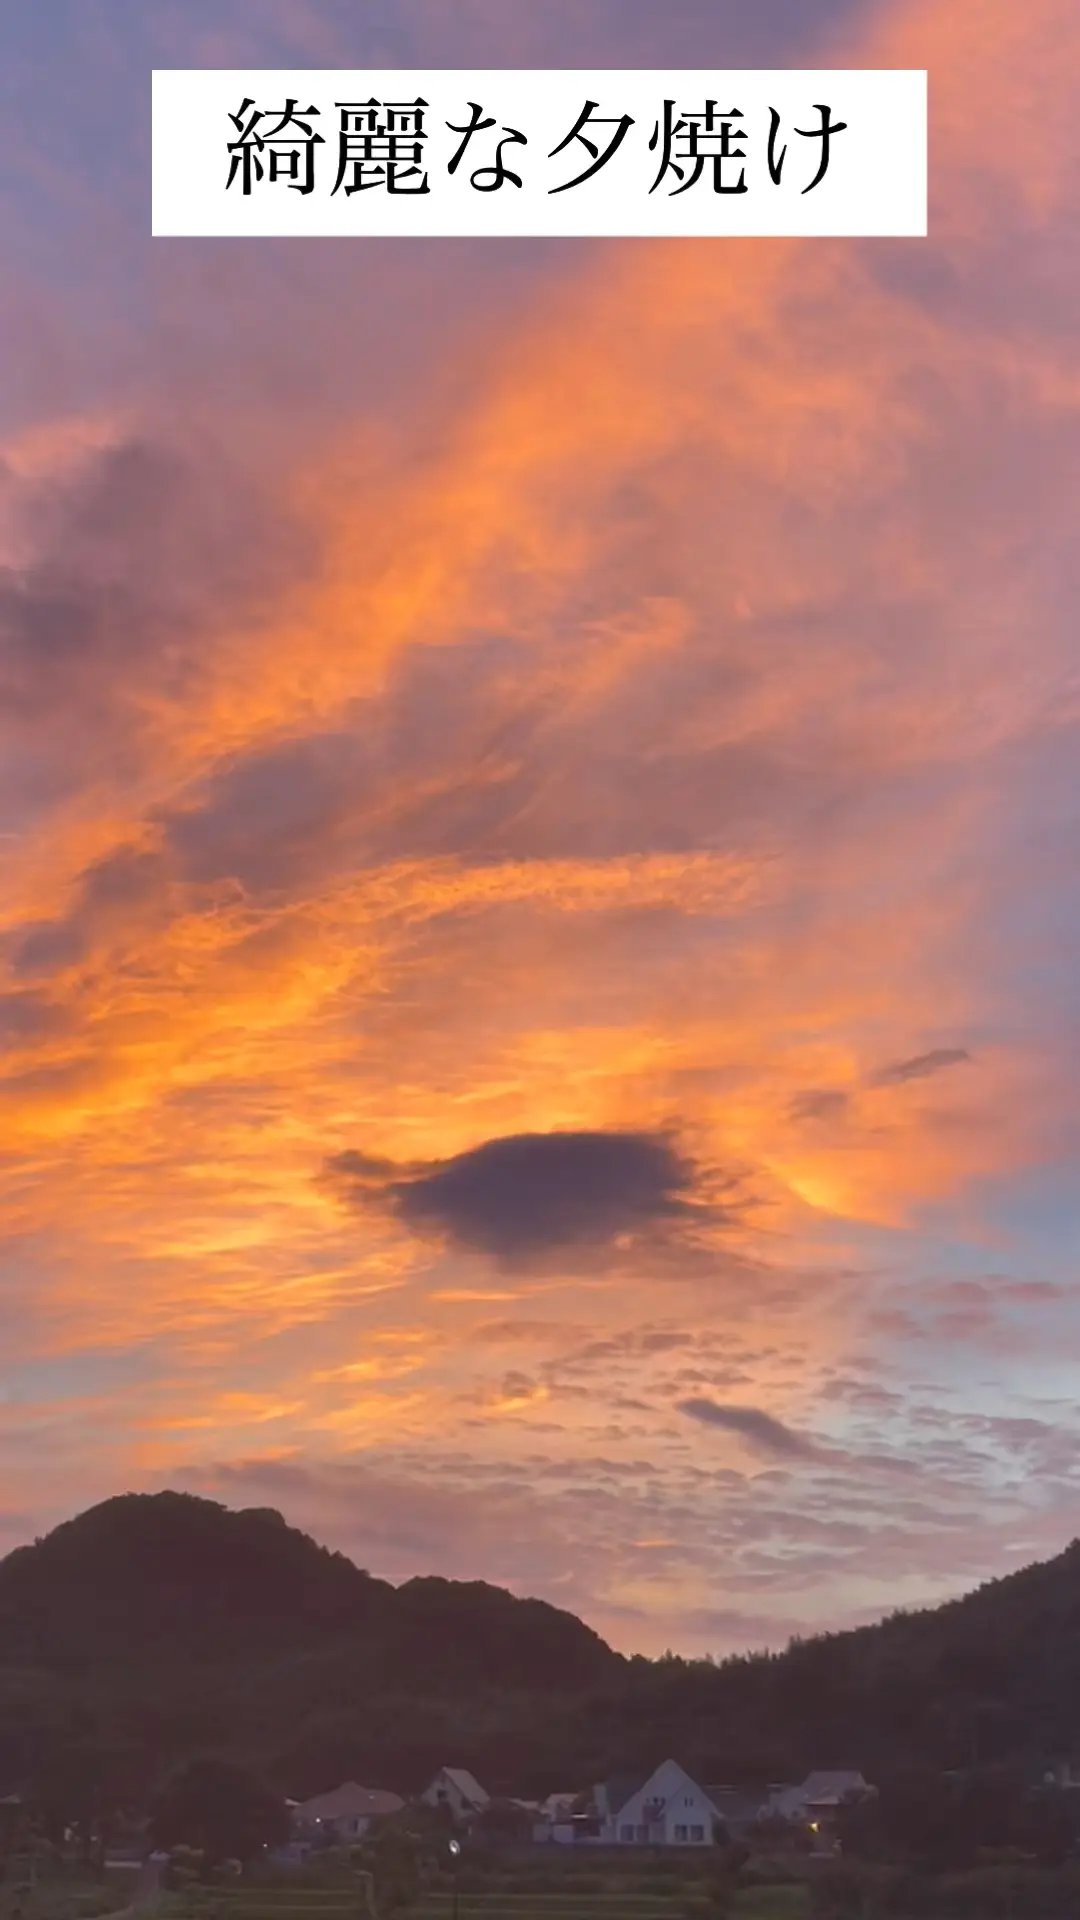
[1,0,1079,1661]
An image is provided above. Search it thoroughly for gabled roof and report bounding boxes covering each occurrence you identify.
[765,1771,869,1819]
[296,1782,404,1822]
[438,1768,489,1810]
[801,1771,868,1803]
[604,1761,717,1820]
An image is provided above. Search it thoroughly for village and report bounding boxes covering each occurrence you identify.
[282,1762,873,1856]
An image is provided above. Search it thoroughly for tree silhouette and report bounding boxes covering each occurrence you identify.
[149,1757,289,1865]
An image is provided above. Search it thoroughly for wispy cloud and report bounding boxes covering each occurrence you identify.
[869,1049,972,1088]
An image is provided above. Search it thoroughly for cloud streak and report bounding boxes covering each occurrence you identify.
[678,1399,818,1458]
[869,1049,972,1088]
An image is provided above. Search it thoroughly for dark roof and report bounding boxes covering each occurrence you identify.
[707,1788,763,1824]
[437,1769,489,1809]
[297,1783,404,1821]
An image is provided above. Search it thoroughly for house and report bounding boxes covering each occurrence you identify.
[762,1771,873,1850]
[530,1793,599,1847]
[420,1768,491,1822]
[596,1759,720,1846]
[293,1781,405,1842]
[707,1787,766,1840]
[531,1815,583,1847]
[765,1771,871,1823]
[540,1793,581,1821]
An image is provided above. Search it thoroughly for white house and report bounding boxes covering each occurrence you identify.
[420,1768,491,1821]
[598,1760,720,1846]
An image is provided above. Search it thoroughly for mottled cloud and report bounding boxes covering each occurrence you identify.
[169,1379,1080,1653]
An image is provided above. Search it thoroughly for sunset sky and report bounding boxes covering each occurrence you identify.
[1,0,1079,1657]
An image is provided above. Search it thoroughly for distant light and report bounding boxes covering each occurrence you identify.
[809,1822,819,1832]
[448,1839,461,1857]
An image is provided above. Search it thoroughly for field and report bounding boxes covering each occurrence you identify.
[172,1866,810,1920]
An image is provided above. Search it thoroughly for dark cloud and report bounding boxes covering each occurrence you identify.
[0,437,313,783]
[0,990,70,1045]
[9,917,87,979]
[869,1049,972,1088]
[0,568,147,695]
[790,1088,849,1122]
[678,1398,817,1458]
[1,447,197,708]
[325,1129,701,1268]
[11,845,166,979]
[159,733,375,892]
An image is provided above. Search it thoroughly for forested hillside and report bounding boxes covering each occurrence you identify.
[1,1492,1078,1818]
